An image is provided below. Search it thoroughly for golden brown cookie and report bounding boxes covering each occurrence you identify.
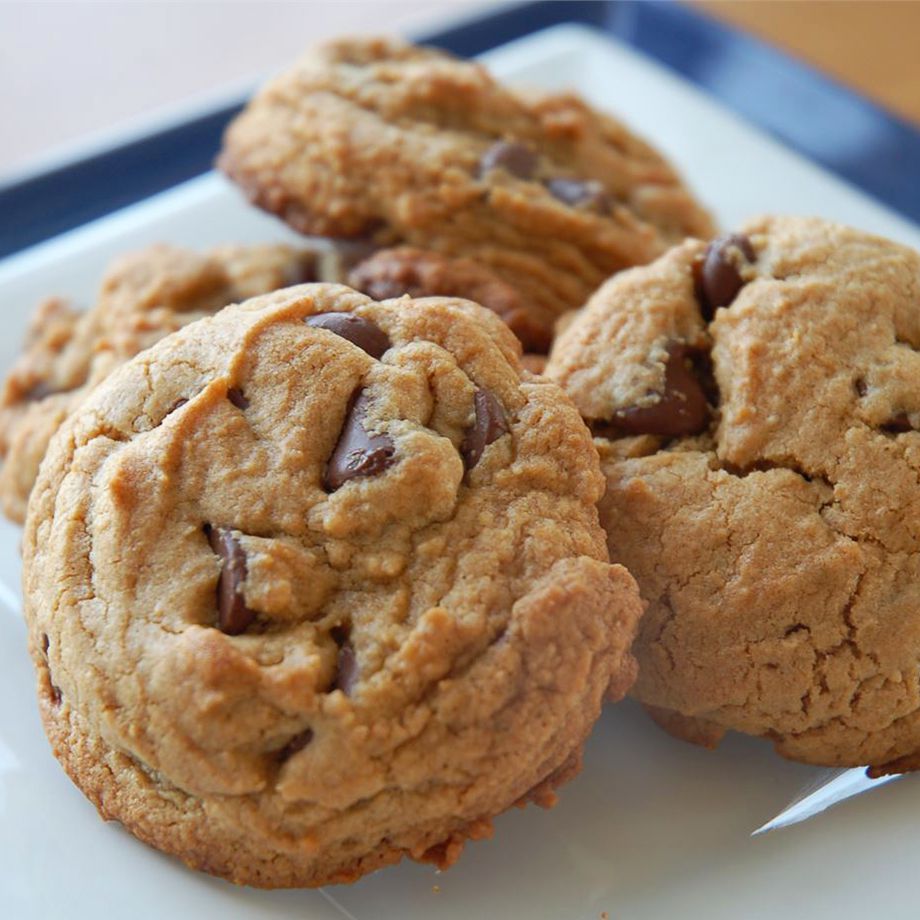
[0,243,315,523]
[24,283,642,887]
[348,245,545,351]
[219,36,714,350]
[547,216,920,770]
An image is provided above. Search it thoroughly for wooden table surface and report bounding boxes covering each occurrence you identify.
[695,1,920,126]
[1,1,917,181]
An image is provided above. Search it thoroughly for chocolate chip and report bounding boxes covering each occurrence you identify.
[227,387,249,410]
[479,141,537,180]
[460,388,509,470]
[883,413,913,434]
[49,681,62,706]
[277,729,314,761]
[334,642,359,695]
[323,391,396,492]
[305,312,391,359]
[330,625,348,645]
[41,633,49,655]
[613,344,710,437]
[695,233,756,320]
[855,378,868,398]
[546,178,611,213]
[207,527,257,635]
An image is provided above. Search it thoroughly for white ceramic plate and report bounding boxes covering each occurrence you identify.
[3,24,920,920]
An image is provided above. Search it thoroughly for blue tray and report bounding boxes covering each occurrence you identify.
[2,0,918,259]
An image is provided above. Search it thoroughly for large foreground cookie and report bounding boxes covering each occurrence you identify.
[0,243,316,523]
[547,216,920,770]
[219,36,714,350]
[24,283,642,887]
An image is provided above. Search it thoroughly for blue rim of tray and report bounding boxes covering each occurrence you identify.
[2,0,918,260]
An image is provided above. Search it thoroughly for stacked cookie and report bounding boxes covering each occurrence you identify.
[8,34,920,890]
[219,36,715,351]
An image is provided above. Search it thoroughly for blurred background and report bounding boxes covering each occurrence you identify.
[2,0,918,182]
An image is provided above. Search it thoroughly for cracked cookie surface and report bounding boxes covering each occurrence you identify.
[218,36,714,350]
[24,282,642,887]
[0,243,316,523]
[547,216,920,769]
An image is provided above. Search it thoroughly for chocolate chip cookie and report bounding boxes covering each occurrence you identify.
[24,282,642,887]
[348,245,545,351]
[218,36,714,351]
[0,242,316,523]
[547,216,920,770]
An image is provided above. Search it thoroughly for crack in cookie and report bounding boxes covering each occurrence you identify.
[547,216,920,771]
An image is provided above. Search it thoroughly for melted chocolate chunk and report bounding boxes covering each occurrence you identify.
[613,344,710,437]
[207,526,257,635]
[277,729,314,761]
[460,388,509,470]
[334,642,359,696]
[323,391,396,492]
[227,387,250,410]
[305,312,391,359]
[883,413,913,434]
[546,178,611,213]
[691,349,720,408]
[478,141,537,180]
[695,233,756,320]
